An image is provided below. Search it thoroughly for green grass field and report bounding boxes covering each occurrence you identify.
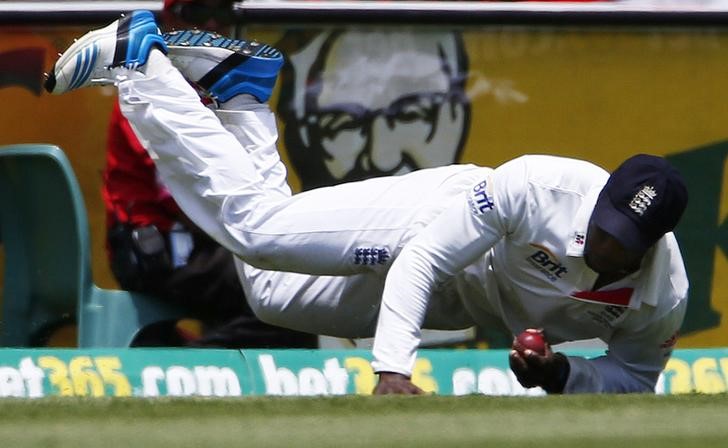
[1,394,726,447]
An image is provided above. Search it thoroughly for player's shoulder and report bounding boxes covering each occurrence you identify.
[511,154,606,174]
[496,154,609,193]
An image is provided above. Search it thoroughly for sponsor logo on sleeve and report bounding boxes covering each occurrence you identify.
[468,179,495,216]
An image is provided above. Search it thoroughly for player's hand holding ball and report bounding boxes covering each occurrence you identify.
[509,328,570,394]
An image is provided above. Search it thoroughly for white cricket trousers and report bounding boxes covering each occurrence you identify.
[117,54,487,337]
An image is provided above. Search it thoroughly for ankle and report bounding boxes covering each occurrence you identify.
[219,93,263,110]
[140,48,174,77]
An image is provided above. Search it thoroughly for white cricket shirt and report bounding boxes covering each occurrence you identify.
[372,155,688,393]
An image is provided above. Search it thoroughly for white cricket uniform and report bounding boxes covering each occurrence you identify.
[117,56,688,394]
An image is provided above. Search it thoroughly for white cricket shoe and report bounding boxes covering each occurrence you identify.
[44,10,167,94]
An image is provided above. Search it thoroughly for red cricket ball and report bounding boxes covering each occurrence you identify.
[514,329,547,356]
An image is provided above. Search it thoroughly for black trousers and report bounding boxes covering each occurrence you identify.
[108,223,318,348]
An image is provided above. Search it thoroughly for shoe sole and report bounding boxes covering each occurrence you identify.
[164,30,283,101]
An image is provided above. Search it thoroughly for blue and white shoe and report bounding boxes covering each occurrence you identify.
[163,30,283,103]
[44,10,167,94]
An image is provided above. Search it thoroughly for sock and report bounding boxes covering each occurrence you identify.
[220,94,263,111]
[141,48,175,77]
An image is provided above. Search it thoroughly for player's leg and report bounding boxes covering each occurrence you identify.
[161,30,292,194]
[45,14,482,279]
[215,108,292,197]
[120,32,409,277]
[235,256,479,338]
[151,34,491,280]
[115,57,282,260]
[48,19,415,277]
[45,12,292,265]
[238,260,383,338]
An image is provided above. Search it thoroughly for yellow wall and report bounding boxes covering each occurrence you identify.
[460,28,728,167]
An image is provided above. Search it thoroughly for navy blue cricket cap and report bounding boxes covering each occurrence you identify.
[591,154,688,253]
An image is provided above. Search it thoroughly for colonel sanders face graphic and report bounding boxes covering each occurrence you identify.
[277,29,471,190]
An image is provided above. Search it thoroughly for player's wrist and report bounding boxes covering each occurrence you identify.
[377,371,411,380]
[542,352,570,394]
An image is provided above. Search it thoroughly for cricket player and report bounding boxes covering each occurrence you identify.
[45,11,689,394]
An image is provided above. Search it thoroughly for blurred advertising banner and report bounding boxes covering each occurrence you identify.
[0,23,726,348]
[0,348,726,397]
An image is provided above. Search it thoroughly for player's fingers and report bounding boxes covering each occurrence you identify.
[523,349,550,368]
[509,349,528,372]
[510,351,539,387]
[543,341,554,356]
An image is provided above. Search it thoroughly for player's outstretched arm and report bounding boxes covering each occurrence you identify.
[373,372,424,395]
[371,166,516,382]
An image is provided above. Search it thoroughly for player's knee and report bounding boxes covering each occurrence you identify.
[247,298,286,327]
[238,242,278,270]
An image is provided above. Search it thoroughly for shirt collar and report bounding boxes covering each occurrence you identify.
[566,186,602,257]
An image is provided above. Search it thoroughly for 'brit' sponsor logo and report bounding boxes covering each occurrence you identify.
[468,179,495,215]
[527,244,568,281]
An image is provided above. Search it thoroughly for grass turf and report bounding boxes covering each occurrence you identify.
[0,394,726,447]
